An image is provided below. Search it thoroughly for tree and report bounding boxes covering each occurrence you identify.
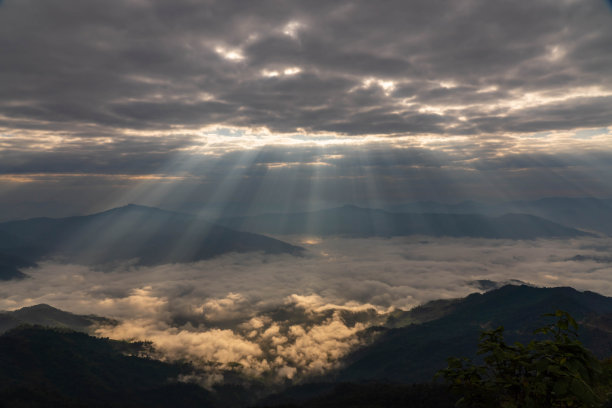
[438,310,608,407]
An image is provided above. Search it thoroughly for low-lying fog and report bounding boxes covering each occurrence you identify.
[2,236,612,385]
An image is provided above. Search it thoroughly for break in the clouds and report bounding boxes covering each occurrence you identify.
[2,236,612,383]
[1,0,612,218]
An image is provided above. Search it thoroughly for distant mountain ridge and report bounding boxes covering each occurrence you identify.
[388,196,612,235]
[218,205,592,239]
[0,204,303,279]
[0,304,114,334]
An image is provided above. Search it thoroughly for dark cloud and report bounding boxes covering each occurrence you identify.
[1,0,612,219]
[1,0,611,136]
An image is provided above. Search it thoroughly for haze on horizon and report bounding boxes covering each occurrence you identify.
[0,0,611,221]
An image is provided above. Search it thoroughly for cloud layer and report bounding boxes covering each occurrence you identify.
[2,236,612,383]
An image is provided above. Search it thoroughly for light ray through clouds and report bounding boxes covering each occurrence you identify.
[0,0,611,220]
[2,128,612,221]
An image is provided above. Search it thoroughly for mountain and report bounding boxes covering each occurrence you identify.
[335,285,612,383]
[217,205,591,239]
[388,197,612,235]
[0,252,34,280]
[256,285,612,407]
[506,197,612,235]
[0,326,216,408]
[6,287,612,408]
[0,304,114,334]
[0,204,302,272]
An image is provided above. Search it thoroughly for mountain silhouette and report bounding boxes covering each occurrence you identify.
[0,326,216,407]
[252,284,612,407]
[388,197,612,235]
[218,205,591,239]
[0,304,114,334]
[0,204,303,274]
[336,285,612,383]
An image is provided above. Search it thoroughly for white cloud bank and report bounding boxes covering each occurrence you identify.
[2,235,612,383]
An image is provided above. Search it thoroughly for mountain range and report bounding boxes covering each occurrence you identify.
[4,284,612,407]
[387,196,612,235]
[0,204,303,279]
[259,285,612,407]
[218,204,592,239]
[336,285,612,383]
[1,201,600,280]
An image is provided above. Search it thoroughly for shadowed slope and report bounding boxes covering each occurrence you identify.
[218,205,591,239]
[0,252,33,280]
[0,204,302,269]
[336,285,612,383]
[0,326,215,408]
[389,197,612,235]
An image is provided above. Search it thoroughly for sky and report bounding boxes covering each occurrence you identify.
[1,0,612,219]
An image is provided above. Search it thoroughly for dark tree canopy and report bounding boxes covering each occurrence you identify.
[439,311,611,408]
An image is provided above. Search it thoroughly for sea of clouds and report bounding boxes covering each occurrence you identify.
[2,235,612,385]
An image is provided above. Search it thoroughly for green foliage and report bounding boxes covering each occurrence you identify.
[438,310,608,407]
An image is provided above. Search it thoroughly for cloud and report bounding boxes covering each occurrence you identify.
[96,319,266,373]
[2,235,612,383]
[1,0,612,219]
[2,136,612,222]
[1,0,611,138]
[93,287,373,382]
